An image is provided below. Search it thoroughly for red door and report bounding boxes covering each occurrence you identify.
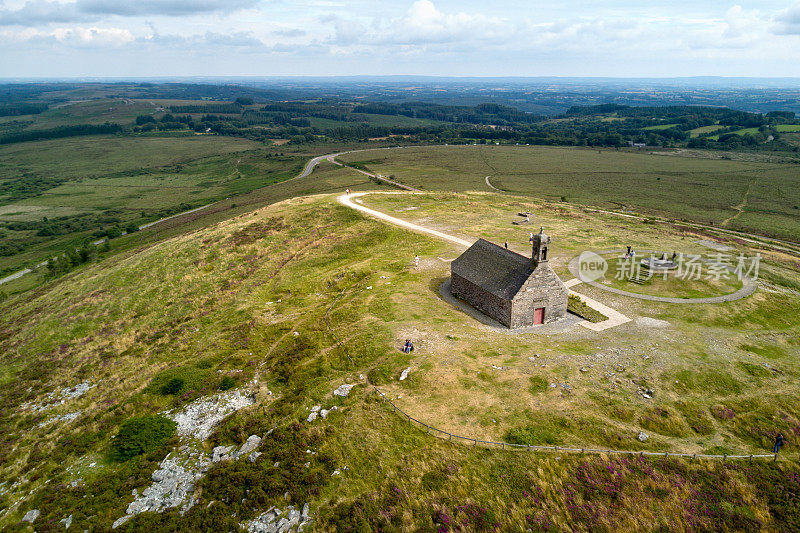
[534,307,545,325]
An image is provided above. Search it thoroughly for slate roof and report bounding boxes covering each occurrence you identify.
[451,238,532,301]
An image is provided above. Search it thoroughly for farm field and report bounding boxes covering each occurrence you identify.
[338,145,800,241]
[1,190,799,529]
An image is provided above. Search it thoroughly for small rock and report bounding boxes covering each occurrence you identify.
[310,405,321,412]
[302,503,310,519]
[399,367,411,381]
[306,411,318,423]
[22,509,39,523]
[61,514,73,529]
[580,367,589,373]
[248,451,262,463]
[333,384,355,397]
[638,432,649,442]
[112,515,130,529]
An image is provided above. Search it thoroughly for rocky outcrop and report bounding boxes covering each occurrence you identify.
[244,504,311,533]
[168,390,256,441]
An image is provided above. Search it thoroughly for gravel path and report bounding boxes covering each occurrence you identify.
[567,251,757,304]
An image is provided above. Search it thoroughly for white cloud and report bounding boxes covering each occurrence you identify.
[0,0,261,26]
[773,2,800,35]
[2,24,133,46]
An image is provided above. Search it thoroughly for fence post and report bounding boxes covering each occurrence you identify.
[749,455,753,463]
[664,452,668,458]
[723,454,727,462]
[474,439,477,447]
[693,454,696,460]
[774,453,778,462]
[501,442,505,450]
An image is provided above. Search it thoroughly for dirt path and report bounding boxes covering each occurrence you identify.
[721,178,755,227]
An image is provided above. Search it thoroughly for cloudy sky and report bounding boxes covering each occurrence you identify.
[1,0,800,78]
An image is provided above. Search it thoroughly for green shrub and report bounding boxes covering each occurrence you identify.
[161,377,185,395]
[111,415,176,462]
[219,376,236,391]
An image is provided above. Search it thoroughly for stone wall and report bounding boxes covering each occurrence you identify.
[511,264,569,327]
[451,273,512,327]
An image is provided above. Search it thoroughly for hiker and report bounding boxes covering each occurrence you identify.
[626,245,632,255]
[414,255,419,267]
[774,433,785,454]
[504,240,509,249]
[525,214,530,223]
[408,340,414,352]
[529,232,534,244]
[402,339,411,353]
[671,251,677,262]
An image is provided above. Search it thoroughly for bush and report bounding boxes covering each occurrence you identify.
[111,415,176,462]
[219,376,236,391]
[160,377,185,395]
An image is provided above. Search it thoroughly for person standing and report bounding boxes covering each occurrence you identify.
[504,240,509,249]
[774,433,785,454]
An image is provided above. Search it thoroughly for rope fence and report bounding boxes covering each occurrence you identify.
[371,387,778,463]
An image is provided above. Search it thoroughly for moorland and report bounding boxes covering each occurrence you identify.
[1,80,800,531]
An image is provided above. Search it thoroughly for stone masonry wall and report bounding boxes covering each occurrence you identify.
[451,273,512,327]
[510,265,569,327]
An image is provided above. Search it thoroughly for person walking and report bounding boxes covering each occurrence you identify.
[529,232,534,244]
[504,240,509,249]
[774,433,785,454]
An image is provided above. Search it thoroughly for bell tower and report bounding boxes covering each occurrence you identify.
[532,227,550,269]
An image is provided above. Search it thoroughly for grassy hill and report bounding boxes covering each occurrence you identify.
[1,190,799,530]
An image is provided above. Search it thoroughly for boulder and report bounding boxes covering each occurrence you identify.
[237,435,262,457]
[638,432,649,442]
[22,509,39,523]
